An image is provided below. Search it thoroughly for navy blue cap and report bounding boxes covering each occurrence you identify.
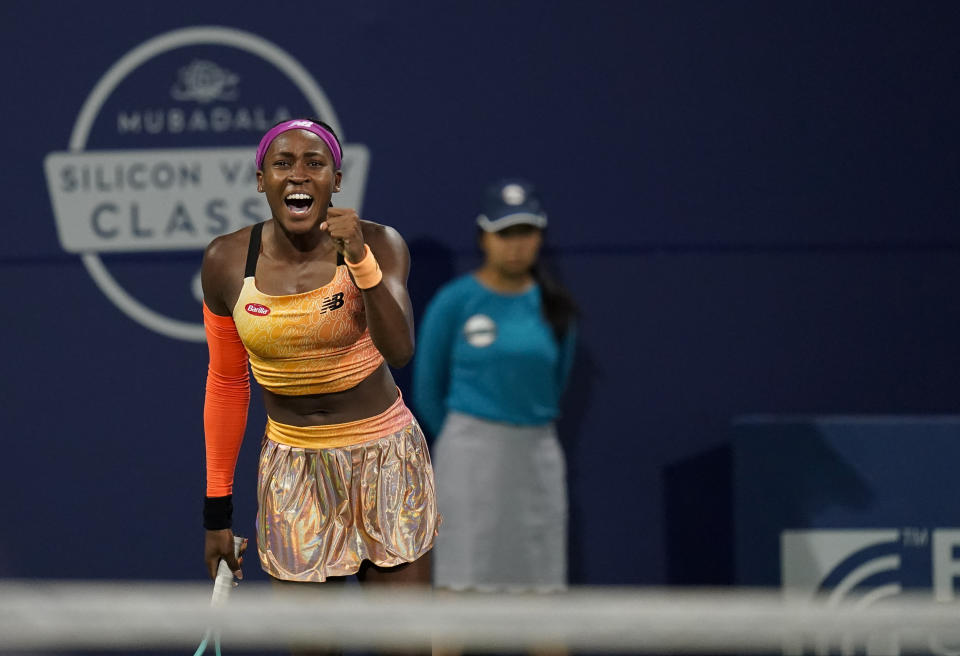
[476,179,548,232]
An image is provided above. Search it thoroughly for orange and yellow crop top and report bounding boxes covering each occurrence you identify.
[203,222,384,499]
[233,222,383,396]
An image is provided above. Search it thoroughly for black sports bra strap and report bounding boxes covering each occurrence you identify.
[245,222,264,278]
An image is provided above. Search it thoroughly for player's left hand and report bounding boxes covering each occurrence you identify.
[320,207,366,263]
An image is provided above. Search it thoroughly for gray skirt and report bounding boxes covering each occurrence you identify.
[432,411,567,591]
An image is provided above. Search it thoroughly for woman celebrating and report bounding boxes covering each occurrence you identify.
[413,179,577,592]
[201,119,437,590]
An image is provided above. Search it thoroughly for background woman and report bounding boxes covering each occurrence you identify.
[413,179,577,592]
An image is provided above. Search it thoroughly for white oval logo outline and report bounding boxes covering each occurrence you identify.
[69,26,340,342]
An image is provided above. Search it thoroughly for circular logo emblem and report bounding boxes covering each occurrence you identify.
[501,183,526,205]
[463,314,497,348]
[44,26,370,341]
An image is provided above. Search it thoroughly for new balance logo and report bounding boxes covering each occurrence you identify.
[320,292,344,313]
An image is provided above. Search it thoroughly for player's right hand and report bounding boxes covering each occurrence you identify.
[204,528,246,580]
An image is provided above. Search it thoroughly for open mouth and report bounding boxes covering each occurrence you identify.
[284,192,314,214]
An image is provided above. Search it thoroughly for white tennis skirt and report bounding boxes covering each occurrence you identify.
[431,411,567,592]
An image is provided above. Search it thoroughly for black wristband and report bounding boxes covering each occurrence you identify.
[203,495,233,530]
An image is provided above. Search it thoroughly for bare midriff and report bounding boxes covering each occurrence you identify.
[262,361,399,427]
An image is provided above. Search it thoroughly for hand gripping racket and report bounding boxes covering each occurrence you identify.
[194,536,245,656]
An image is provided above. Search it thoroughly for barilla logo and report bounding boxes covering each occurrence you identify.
[245,303,270,316]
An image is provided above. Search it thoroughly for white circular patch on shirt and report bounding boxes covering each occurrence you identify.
[463,313,497,348]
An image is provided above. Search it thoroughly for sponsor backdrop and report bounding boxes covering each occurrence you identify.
[4,0,960,599]
[737,418,960,656]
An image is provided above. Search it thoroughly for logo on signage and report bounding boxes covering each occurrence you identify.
[171,60,239,104]
[43,26,371,341]
[781,528,960,655]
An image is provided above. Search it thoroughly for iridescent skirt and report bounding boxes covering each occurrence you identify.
[256,394,438,582]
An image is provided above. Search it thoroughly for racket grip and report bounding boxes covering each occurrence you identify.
[211,536,244,606]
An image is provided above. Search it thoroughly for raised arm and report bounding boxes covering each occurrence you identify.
[322,209,415,368]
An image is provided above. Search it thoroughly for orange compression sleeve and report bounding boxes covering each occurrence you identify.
[203,302,250,497]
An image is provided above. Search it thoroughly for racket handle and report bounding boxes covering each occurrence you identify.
[211,536,244,606]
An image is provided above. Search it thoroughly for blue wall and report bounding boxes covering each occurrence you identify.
[3,1,959,586]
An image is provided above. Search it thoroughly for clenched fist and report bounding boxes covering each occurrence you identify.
[320,207,366,263]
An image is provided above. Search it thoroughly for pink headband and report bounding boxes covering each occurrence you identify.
[255,120,342,170]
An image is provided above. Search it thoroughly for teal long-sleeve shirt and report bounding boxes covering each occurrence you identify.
[412,274,576,437]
